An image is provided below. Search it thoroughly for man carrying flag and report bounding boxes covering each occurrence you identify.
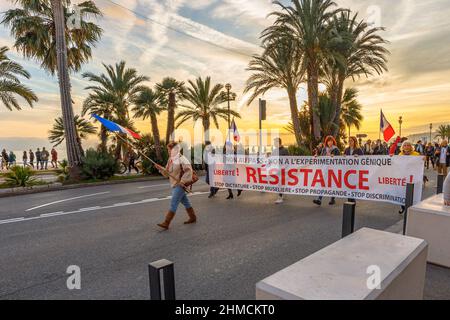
[380,110,396,142]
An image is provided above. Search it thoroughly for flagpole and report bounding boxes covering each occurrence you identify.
[379,109,382,141]
[113,132,192,193]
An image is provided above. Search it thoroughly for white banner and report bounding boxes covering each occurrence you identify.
[210,155,425,205]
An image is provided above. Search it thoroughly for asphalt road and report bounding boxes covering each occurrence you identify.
[0,170,447,300]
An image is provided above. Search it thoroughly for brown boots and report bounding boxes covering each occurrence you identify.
[157,211,175,230]
[184,207,197,224]
[157,208,197,230]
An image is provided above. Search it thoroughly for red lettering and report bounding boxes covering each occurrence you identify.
[312,170,326,188]
[269,169,280,185]
[344,170,357,190]
[300,169,313,186]
[328,170,342,188]
[359,170,369,190]
[246,167,257,183]
[258,167,268,184]
[288,169,299,186]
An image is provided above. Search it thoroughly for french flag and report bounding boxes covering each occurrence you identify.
[380,110,395,142]
[231,118,240,143]
[92,114,142,140]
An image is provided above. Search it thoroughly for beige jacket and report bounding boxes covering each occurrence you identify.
[163,154,193,188]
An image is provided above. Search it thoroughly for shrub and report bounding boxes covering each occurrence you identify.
[56,160,70,183]
[4,166,37,188]
[81,149,118,180]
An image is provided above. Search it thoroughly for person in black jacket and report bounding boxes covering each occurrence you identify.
[425,142,435,170]
[313,136,341,206]
[344,136,364,156]
[204,141,219,198]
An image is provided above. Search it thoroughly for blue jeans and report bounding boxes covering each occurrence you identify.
[170,186,192,213]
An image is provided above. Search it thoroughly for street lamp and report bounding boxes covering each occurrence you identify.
[399,116,403,137]
[225,83,232,126]
[430,123,433,143]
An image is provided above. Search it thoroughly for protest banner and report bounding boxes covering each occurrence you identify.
[210,155,424,205]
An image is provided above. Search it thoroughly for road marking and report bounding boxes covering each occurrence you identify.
[25,192,111,212]
[0,191,211,226]
[137,184,169,189]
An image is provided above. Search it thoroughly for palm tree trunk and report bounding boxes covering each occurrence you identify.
[150,113,163,162]
[166,91,176,143]
[99,125,108,153]
[307,65,322,146]
[287,86,302,147]
[332,75,345,136]
[51,0,82,172]
[203,117,210,144]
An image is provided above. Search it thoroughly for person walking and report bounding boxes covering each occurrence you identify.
[204,141,219,199]
[435,140,450,177]
[127,150,139,174]
[35,148,42,170]
[313,136,341,206]
[398,141,422,214]
[51,148,58,169]
[344,137,364,203]
[415,140,425,155]
[156,142,197,230]
[8,151,16,166]
[425,142,435,170]
[1,149,8,170]
[224,141,242,200]
[22,151,28,167]
[29,149,35,169]
[272,138,290,204]
[41,147,49,170]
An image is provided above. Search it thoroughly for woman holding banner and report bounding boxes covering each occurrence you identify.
[156,142,197,230]
[313,136,341,206]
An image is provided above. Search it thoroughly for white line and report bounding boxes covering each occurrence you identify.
[137,184,169,189]
[0,217,25,225]
[25,192,111,212]
[0,191,211,226]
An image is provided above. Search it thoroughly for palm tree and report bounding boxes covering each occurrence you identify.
[48,115,96,154]
[340,88,363,138]
[326,11,388,135]
[263,0,342,143]
[82,90,115,153]
[436,125,450,141]
[176,77,241,143]
[82,61,148,159]
[156,77,186,143]
[284,104,312,146]
[244,36,305,146]
[2,0,102,169]
[0,46,38,110]
[132,87,164,161]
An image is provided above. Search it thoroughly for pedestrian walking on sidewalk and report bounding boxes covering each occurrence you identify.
[156,142,197,230]
[29,149,35,169]
[51,148,58,169]
[22,151,28,167]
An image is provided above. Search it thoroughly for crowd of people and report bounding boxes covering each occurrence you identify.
[0,147,58,171]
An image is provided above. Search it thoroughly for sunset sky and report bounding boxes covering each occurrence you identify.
[1,0,450,153]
